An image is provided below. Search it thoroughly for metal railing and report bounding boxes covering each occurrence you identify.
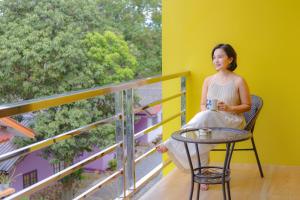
[0,71,190,200]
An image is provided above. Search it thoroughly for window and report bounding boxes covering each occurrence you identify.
[53,161,65,173]
[23,170,38,188]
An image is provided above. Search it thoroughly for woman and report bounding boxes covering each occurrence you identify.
[157,43,251,190]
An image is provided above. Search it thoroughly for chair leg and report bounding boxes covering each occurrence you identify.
[189,178,194,200]
[251,137,264,178]
[222,182,227,200]
[226,181,231,200]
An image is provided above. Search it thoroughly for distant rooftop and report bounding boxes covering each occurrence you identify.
[0,117,35,139]
[135,82,162,115]
[135,82,161,106]
[0,117,36,172]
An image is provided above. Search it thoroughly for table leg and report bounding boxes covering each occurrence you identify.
[195,143,201,200]
[227,142,235,170]
[223,142,235,200]
[189,176,194,200]
[222,143,232,200]
[184,142,195,200]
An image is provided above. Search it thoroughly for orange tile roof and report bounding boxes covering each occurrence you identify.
[0,117,35,139]
[147,105,161,115]
[0,133,12,143]
[137,104,161,116]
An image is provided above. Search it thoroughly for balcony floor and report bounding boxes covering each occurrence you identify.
[139,163,300,200]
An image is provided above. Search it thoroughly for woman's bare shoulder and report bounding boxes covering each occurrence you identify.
[232,74,247,85]
[204,74,215,84]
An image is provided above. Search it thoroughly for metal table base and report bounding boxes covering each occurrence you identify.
[184,142,236,200]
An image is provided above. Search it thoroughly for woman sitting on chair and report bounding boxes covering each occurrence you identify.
[157,43,251,191]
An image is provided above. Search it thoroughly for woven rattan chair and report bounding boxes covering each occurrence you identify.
[213,95,264,178]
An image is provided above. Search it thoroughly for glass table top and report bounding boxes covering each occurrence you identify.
[172,127,251,144]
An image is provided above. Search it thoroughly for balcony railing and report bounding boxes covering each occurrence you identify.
[0,71,190,200]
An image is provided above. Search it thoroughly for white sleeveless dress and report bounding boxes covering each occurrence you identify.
[165,79,245,171]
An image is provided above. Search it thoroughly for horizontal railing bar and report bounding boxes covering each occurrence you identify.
[134,147,157,164]
[133,91,185,114]
[5,142,121,200]
[0,114,120,163]
[73,169,123,200]
[0,71,190,118]
[124,160,172,199]
[134,110,185,139]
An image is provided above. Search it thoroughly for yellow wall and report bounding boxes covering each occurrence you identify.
[162,0,300,166]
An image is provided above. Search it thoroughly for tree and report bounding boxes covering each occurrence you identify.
[97,0,162,77]
[0,0,137,199]
[0,0,161,102]
[0,0,162,198]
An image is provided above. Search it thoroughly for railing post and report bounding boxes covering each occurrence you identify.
[115,92,126,198]
[123,88,135,196]
[181,76,187,126]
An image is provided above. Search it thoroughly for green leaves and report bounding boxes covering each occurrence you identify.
[0,0,161,102]
[84,31,136,84]
[0,0,104,101]
[95,0,162,77]
[1,1,161,195]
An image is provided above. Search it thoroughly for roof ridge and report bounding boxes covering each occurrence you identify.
[0,117,35,139]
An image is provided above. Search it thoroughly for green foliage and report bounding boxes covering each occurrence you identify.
[60,168,84,184]
[84,31,136,84]
[0,0,134,195]
[11,28,134,166]
[96,0,162,77]
[0,0,106,102]
[0,169,17,184]
[108,159,117,171]
[0,173,10,184]
[0,0,161,198]
[0,0,161,103]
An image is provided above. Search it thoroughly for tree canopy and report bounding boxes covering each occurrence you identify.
[0,0,161,198]
[96,0,162,77]
[0,0,147,102]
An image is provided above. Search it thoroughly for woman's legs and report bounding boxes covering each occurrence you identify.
[157,111,217,159]
[157,111,223,189]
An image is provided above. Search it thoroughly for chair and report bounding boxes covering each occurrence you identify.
[212,95,264,178]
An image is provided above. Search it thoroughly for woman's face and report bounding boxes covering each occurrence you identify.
[212,48,233,71]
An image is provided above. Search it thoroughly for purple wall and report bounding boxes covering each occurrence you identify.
[135,113,162,144]
[11,150,53,192]
[135,115,148,133]
[135,115,149,144]
[9,112,160,192]
[11,150,115,192]
[75,151,115,172]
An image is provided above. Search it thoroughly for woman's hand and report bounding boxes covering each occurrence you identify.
[217,101,231,112]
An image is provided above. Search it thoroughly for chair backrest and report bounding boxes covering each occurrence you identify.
[243,95,263,132]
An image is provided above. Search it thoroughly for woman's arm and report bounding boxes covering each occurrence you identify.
[218,77,251,113]
[200,77,210,111]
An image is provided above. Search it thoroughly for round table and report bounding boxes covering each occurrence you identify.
[172,127,251,200]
